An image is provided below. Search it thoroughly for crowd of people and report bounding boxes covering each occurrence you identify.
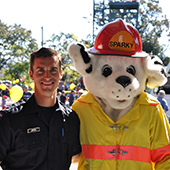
[157,89,170,122]
[57,88,85,108]
[0,79,85,110]
[0,83,33,110]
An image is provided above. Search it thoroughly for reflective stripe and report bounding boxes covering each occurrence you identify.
[149,103,159,106]
[82,144,151,163]
[151,144,170,162]
[77,99,86,103]
[82,144,170,163]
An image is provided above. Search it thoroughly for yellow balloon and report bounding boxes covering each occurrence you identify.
[16,79,19,83]
[12,80,16,84]
[9,85,23,102]
[70,83,76,90]
[65,90,71,93]
[0,83,7,90]
[29,83,34,89]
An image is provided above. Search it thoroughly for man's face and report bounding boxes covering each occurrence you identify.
[29,56,62,98]
[23,87,28,93]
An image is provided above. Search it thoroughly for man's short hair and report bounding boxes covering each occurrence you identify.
[23,84,29,88]
[159,90,166,96]
[30,47,61,72]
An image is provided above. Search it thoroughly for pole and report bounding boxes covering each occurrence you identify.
[93,0,95,45]
[41,26,43,47]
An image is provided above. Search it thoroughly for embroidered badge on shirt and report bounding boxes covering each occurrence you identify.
[27,127,40,134]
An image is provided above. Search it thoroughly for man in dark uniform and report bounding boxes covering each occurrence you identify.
[60,90,66,104]
[69,90,75,107]
[0,47,81,170]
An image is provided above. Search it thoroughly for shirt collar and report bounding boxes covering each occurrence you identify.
[24,94,72,118]
[57,100,72,118]
[77,91,159,124]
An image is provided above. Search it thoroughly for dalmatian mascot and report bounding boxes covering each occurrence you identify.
[68,19,170,170]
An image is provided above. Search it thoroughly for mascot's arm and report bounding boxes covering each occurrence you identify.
[150,105,170,169]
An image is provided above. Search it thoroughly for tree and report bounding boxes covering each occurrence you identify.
[47,33,77,68]
[4,61,30,81]
[138,0,170,61]
[46,32,92,82]
[0,21,38,70]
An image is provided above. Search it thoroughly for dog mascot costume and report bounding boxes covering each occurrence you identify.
[68,19,170,170]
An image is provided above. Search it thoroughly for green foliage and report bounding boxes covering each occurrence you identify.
[0,22,38,70]
[0,21,38,83]
[46,33,78,70]
[1,0,170,83]
[62,63,82,83]
[138,0,170,58]
[4,61,30,80]
[46,32,92,82]
[0,21,92,83]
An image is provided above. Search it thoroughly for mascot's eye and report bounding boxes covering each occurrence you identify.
[102,64,112,77]
[126,65,136,76]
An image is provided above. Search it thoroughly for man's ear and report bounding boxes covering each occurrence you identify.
[29,70,34,81]
[59,70,62,80]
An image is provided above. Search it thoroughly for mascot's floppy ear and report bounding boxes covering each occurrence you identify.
[68,43,92,75]
[143,55,167,88]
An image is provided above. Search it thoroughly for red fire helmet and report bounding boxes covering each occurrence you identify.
[88,18,148,57]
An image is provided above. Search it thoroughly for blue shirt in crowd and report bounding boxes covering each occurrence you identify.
[157,96,169,112]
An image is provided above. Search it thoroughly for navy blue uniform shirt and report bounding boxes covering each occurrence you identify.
[0,94,81,170]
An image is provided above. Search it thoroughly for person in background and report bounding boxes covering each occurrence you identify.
[157,90,169,113]
[78,89,84,98]
[22,84,32,99]
[60,90,66,104]
[1,85,9,98]
[0,47,81,170]
[69,90,75,107]
[1,95,7,110]
[57,91,61,101]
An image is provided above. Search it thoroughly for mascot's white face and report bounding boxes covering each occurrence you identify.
[84,55,145,109]
[68,43,167,110]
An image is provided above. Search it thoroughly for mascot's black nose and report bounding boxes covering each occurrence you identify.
[116,76,132,88]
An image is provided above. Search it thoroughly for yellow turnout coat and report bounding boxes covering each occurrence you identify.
[72,92,170,170]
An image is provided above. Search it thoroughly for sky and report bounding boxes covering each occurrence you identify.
[0,0,93,46]
[0,0,169,55]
